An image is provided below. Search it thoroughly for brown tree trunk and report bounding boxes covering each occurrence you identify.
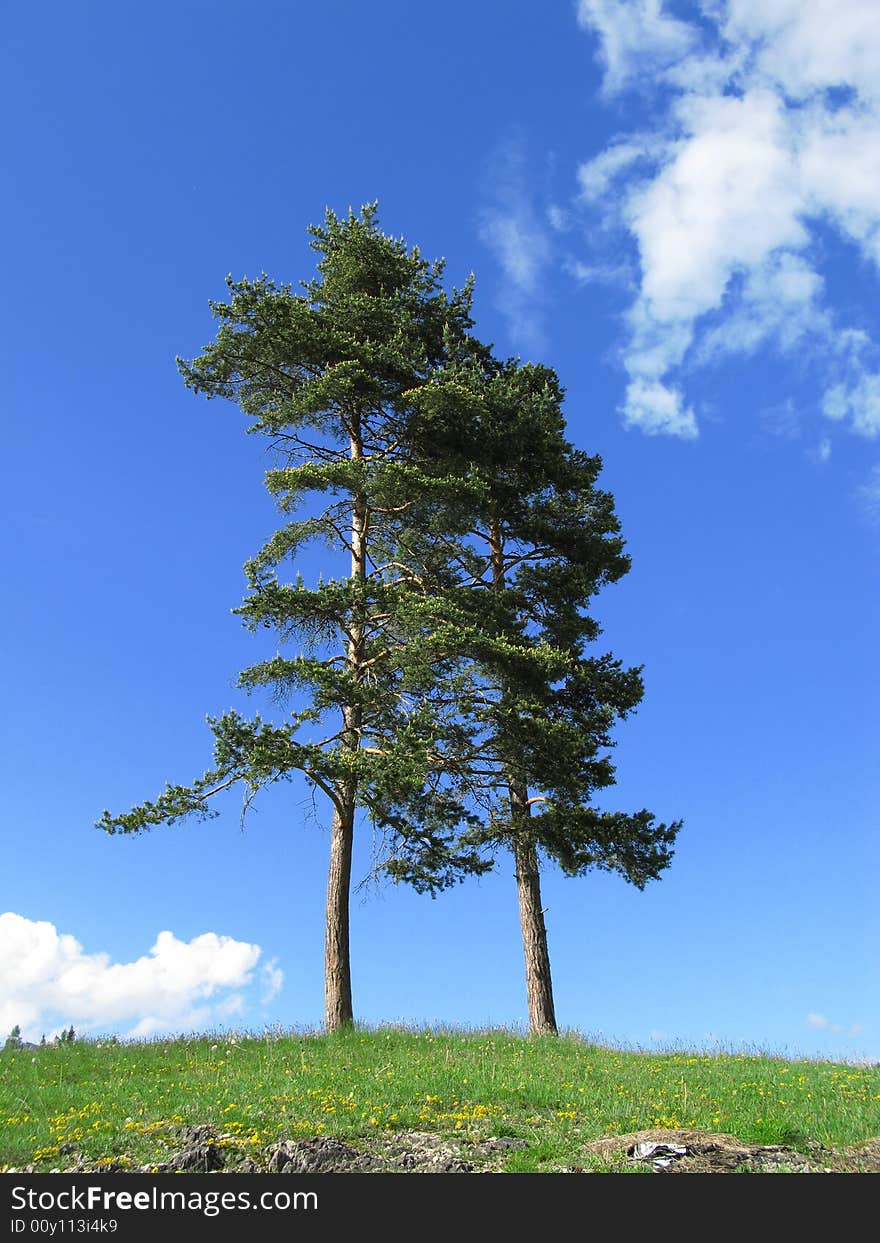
[323,410,367,1032]
[488,513,558,1035]
[511,783,558,1035]
[325,784,355,1030]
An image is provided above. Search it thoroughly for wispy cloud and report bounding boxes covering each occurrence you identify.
[823,368,880,438]
[575,0,880,439]
[260,958,284,1004]
[0,912,283,1041]
[806,1011,863,1035]
[478,140,553,353]
[856,462,880,525]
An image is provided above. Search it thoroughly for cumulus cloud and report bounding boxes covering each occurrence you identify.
[0,912,283,1042]
[576,0,880,438]
[577,0,701,96]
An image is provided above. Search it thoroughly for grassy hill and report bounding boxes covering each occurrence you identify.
[2,1027,878,1173]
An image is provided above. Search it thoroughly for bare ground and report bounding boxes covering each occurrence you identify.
[11,1125,880,1174]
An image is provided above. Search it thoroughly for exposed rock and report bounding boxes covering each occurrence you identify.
[264,1131,473,1174]
[581,1128,833,1174]
[470,1135,529,1157]
[385,1131,474,1173]
[154,1124,226,1173]
[267,1136,375,1174]
[30,1124,879,1175]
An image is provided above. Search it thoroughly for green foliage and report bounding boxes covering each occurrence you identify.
[98,204,491,894]
[4,1025,22,1052]
[389,350,682,888]
[176,202,475,439]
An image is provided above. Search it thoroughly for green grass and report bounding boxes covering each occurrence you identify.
[1,1027,877,1171]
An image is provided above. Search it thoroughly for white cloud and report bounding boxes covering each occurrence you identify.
[723,0,880,103]
[625,378,698,438]
[806,1011,864,1035]
[578,137,658,202]
[479,141,553,352]
[575,1,880,439]
[0,912,283,1042]
[695,253,828,363]
[495,217,546,293]
[823,373,880,438]
[577,0,700,95]
[564,256,636,288]
[260,958,284,1004]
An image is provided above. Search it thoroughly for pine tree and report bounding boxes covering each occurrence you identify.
[97,205,489,1029]
[399,352,683,1033]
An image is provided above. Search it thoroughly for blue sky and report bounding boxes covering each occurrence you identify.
[1,1,876,1061]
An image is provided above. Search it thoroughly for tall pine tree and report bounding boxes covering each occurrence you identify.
[97,206,489,1029]
[399,353,683,1033]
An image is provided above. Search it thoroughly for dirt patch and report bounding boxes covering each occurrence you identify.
[578,1127,879,1173]
[827,1138,880,1174]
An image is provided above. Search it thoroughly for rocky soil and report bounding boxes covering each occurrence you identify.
[576,1128,880,1173]
[10,1124,880,1174]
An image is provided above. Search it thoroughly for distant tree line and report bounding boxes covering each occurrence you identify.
[3,1025,74,1050]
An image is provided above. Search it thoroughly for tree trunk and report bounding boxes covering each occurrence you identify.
[488,514,558,1036]
[511,785,558,1035]
[323,410,367,1032]
[325,786,355,1030]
